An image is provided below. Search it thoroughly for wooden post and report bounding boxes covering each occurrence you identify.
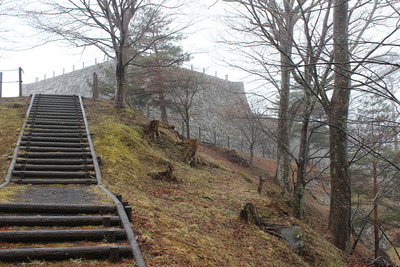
[228,136,230,148]
[182,123,185,139]
[99,206,106,215]
[93,72,99,99]
[0,72,2,98]
[125,206,132,222]
[109,246,120,263]
[102,217,111,227]
[214,131,216,145]
[106,230,116,243]
[18,67,23,97]
[373,161,379,258]
[241,140,243,151]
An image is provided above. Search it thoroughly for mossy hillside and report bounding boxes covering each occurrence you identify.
[0,97,347,266]
[0,97,29,183]
[91,117,147,184]
[388,247,400,265]
[86,99,347,266]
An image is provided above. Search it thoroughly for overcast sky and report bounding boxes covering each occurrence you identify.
[0,0,250,97]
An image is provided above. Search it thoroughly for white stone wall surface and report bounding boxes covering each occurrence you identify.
[23,61,114,97]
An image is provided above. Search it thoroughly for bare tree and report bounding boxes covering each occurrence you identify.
[326,0,400,252]
[221,0,309,191]
[0,0,14,46]
[326,0,351,250]
[222,96,266,166]
[221,0,400,252]
[291,0,399,250]
[350,92,400,257]
[168,69,204,139]
[24,0,182,108]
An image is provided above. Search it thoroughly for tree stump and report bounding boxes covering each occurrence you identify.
[149,163,178,182]
[240,203,259,225]
[257,176,266,195]
[147,120,160,140]
[239,203,285,236]
[183,139,199,166]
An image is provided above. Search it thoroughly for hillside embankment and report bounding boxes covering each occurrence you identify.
[0,97,348,266]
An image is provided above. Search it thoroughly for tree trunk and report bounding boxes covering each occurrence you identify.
[294,96,315,220]
[276,53,292,192]
[247,142,254,167]
[275,2,294,192]
[328,119,351,252]
[158,91,168,123]
[114,52,127,109]
[392,107,398,152]
[257,177,265,195]
[185,111,190,139]
[373,160,379,259]
[328,0,351,252]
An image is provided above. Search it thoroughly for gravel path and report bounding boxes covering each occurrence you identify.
[8,185,113,205]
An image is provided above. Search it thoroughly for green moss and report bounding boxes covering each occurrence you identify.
[91,117,147,184]
[0,186,22,202]
[388,247,400,265]
[239,171,253,184]
[0,105,27,182]
[11,102,24,108]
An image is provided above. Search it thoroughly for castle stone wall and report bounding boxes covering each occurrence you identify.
[23,61,114,97]
[23,61,274,159]
[143,72,247,149]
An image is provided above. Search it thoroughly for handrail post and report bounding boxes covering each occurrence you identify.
[93,72,99,99]
[18,67,23,97]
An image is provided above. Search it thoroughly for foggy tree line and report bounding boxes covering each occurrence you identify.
[221,0,400,256]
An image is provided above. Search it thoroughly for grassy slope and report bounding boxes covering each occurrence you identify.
[86,99,346,267]
[0,97,29,183]
[0,97,346,266]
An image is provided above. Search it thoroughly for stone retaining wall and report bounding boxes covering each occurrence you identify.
[23,61,274,159]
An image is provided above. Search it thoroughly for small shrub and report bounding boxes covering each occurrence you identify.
[11,102,23,108]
